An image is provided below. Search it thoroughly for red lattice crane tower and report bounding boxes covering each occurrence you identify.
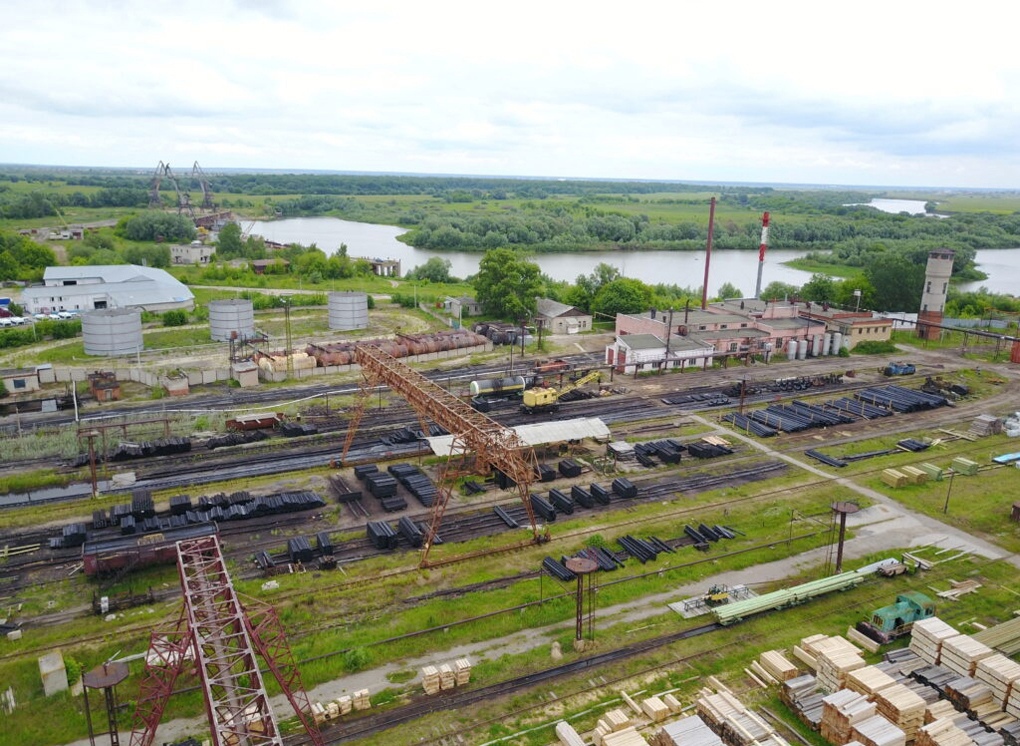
[128,535,323,746]
[340,344,543,566]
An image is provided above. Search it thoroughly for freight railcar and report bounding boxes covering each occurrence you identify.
[468,376,528,398]
[82,522,219,577]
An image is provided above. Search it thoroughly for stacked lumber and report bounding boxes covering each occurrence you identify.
[882,469,909,488]
[454,658,472,686]
[973,615,1020,657]
[657,714,723,746]
[556,720,586,746]
[937,580,983,601]
[821,689,876,745]
[851,714,906,746]
[1006,675,1020,719]
[950,458,979,476]
[816,637,867,693]
[918,463,944,481]
[310,690,366,723]
[599,726,647,746]
[663,693,683,713]
[944,675,994,714]
[592,709,633,746]
[352,689,370,710]
[924,700,957,724]
[914,718,970,746]
[901,465,929,485]
[940,635,994,676]
[642,696,670,723]
[438,663,455,690]
[849,627,883,654]
[696,689,775,746]
[910,618,960,664]
[311,701,327,725]
[874,682,926,741]
[760,650,799,681]
[846,666,898,697]
[421,665,441,695]
[1002,720,1020,746]
[782,674,825,730]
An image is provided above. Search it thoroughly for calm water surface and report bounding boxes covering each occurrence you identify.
[250,217,1019,296]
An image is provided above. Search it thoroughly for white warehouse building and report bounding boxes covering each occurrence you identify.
[20,265,195,315]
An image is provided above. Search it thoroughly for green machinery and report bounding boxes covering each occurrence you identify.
[857,590,936,644]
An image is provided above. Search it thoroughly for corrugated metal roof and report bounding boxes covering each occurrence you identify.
[425,417,611,455]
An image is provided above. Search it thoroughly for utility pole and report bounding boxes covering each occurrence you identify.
[661,308,674,374]
[701,197,716,310]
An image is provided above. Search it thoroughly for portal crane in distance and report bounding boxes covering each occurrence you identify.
[191,161,215,211]
[340,343,543,566]
[520,370,602,414]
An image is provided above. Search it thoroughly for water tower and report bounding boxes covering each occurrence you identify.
[917,249,954,340]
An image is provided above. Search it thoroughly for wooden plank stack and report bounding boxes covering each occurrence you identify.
[944,675,994,714]
[821,689,876,745]
[882,469,909,488]
[814,636,867,693]
[873,682,926,742]
[846,666,898,697]
[950,458,979,476]
[760,650,799,682]
[910,618,960,664]
[591,709,633,746]
[782,674,825,730]
[599,726,647,746]
[454,658,472,686]
[421,665,441,695]
[924,700,957,724]
[438,663,455,691]
[914,718,970,746]
[901,466,929,485]
[352,689,370,710]
[696,689,779,746]
[851,714,906,746]
[657,715,723,746]
[939,635,994,676]
[975,652,1020,707]
[642,696,670,723]
[555,720,586,746]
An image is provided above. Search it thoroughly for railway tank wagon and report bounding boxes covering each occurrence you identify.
[82,522,219,576]
[469,376,528,398]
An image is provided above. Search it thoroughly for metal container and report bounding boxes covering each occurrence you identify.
[822,333,832,356]
[209,299,255,341]
[832,332,843,354]
[811,334,823,357]
[786,340,798,361]
[797,339,808,360]
[328,291,368,331]
[469,376,527,397]
[82,308,143,357]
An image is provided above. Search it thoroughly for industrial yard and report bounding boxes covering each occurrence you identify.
[2,289,1020,746]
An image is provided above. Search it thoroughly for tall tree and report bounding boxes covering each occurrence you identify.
[473,249,542,320]
[591,278,651,318]
[864,254,925,312]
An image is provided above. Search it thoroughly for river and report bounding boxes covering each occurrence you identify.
[250,213,1019,296]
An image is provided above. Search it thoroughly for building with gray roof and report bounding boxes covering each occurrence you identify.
[20,265,195,315]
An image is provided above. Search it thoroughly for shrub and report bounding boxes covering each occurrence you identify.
[851,340,895,355]
[162,310,188,327]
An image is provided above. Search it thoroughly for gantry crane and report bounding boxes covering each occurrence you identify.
[148,161,195,218]
[128,535,323,746]
[192,161,215,211]
[340,344,544,566]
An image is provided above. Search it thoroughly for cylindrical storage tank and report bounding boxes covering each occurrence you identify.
[82,308,143,357]
[797,339,809,360]
[328,291,368,331]
[787,340,798,361]
[811,335,823,357]
[209,299,255,341]
[469,376,527,397]
[822,333,832,356]
[831,332,843,354]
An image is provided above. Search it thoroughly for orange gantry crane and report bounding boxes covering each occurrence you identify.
[340,343,543,566]
[128,535,323,746]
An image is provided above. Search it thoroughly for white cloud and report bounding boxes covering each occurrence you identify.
[0,1,1017,187]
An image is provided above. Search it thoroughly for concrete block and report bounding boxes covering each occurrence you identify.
[39,651,68,696]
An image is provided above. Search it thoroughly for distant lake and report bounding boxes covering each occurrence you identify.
[250,217,815,295]
[250,216,1020,297]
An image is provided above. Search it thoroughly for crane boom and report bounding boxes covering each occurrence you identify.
[520,370,602,413]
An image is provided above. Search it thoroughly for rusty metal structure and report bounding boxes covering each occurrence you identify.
[148,161,194,218]
[83,661,130,746]
[128,535,323,746]
[341,344,541,565]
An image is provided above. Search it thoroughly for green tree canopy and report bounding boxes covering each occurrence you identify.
[591,277,651,318]
[864,253,925,312]
[473,249,542,320]
[715,282,743,300]
[406,256,455,283]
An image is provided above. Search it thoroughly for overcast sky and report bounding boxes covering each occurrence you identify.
[2,1,1017,189]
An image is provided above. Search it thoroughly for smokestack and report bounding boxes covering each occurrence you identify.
[701,197,716,310]
[754,211,770,299]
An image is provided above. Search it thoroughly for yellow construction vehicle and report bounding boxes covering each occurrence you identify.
[520,370,602,414]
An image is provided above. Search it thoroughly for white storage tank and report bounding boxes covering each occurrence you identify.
[82,308,143,357]
[209,299,255,341]
[822,332,832,356]
[811,335,823,357]
[786,340,798,361]
[797,339,809,360]
[328,291,369,331]
[831,332,843,354]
